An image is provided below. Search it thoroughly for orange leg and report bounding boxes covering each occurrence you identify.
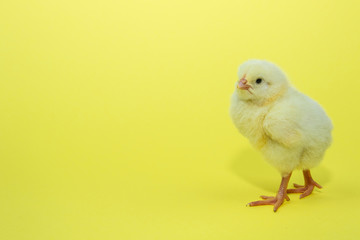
[247,173,292,212]
[287,169,322,199]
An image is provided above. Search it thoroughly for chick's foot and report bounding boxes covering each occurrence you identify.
[247,193,290,212]
[287,169,322,199]
[247,173,292,212]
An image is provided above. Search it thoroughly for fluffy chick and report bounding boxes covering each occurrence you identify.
[229,60,333,212]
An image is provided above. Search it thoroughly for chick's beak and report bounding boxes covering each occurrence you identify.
[237,76,252,91]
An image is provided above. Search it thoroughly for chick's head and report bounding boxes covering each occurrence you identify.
[235,60,289,103]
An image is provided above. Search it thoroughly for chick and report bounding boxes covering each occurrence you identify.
[229,60,333,212]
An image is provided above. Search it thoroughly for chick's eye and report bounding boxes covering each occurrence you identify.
[256,78,262,84]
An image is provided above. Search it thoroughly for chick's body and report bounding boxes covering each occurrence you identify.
[230,86,332,174]
[230,60,333,211]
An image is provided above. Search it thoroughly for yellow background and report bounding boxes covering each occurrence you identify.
[1,0,360,239]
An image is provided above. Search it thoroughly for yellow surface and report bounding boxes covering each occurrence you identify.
[1,0,359,239]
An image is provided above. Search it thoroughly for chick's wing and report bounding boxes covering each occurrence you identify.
[263,104,303,148]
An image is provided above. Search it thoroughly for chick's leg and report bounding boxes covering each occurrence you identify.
[287,169,322,198]
[247,173,291,212]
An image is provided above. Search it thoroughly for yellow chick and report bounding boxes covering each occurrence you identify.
[229,60,333,212]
